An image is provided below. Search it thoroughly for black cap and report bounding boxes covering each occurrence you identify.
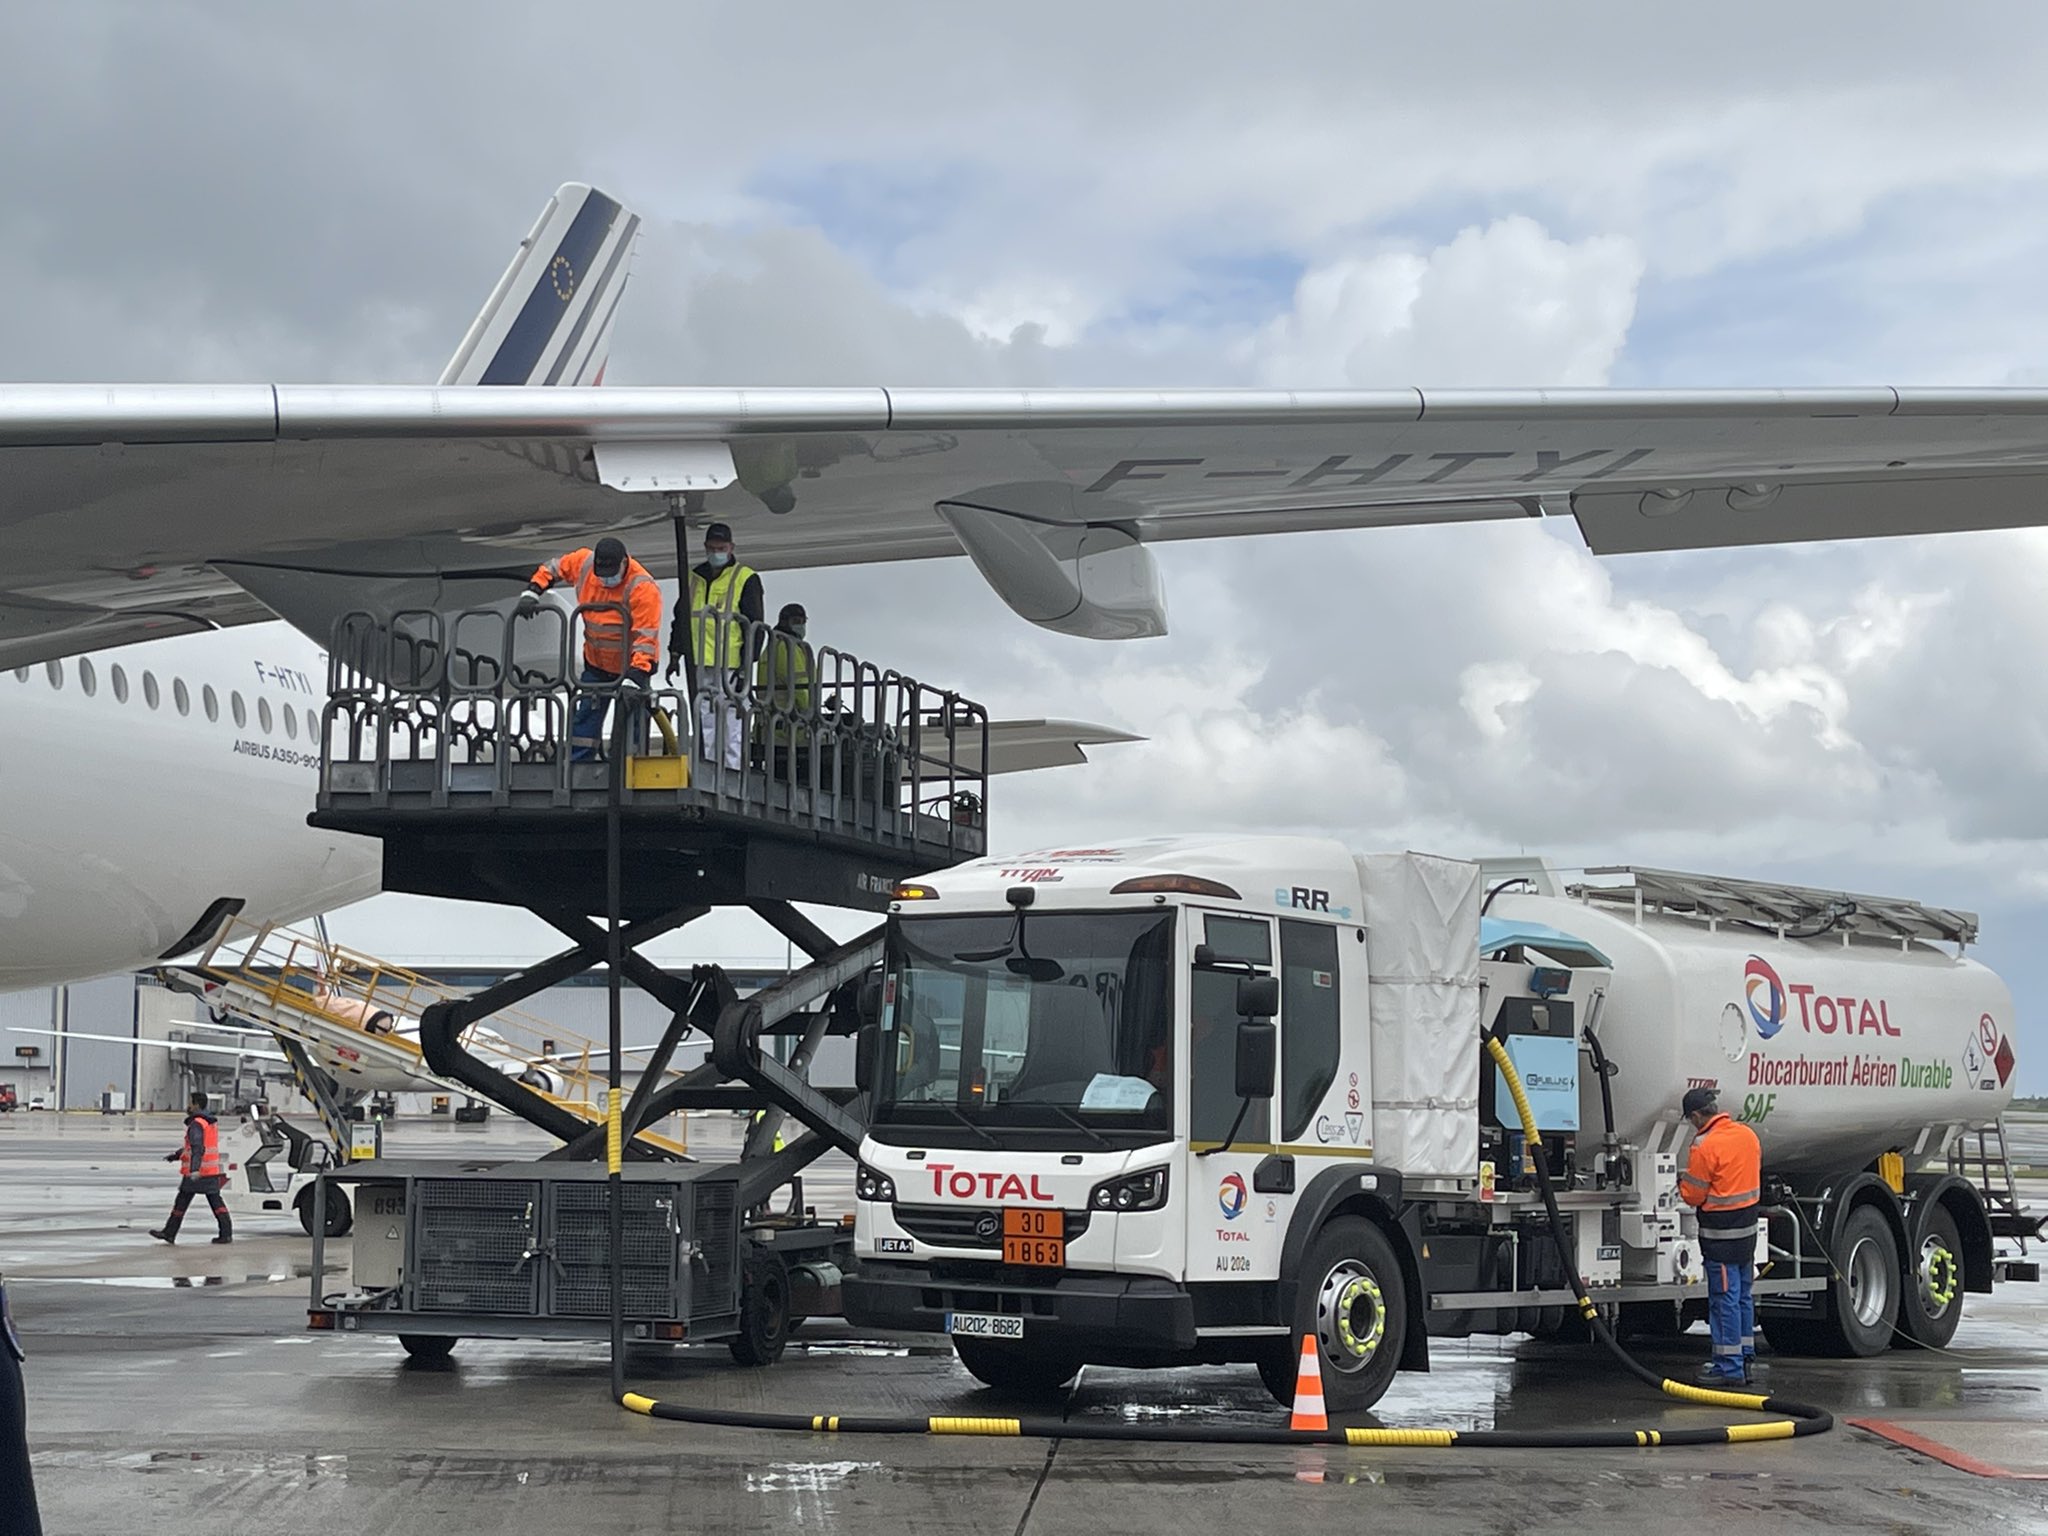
[593,536,627,575]
[1681,1086,1719,1118]
[778,603,807,625]
[704,522,734,544]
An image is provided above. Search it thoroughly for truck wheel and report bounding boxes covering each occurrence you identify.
[727,1253,791,1366]
[1268,1215,1407,1414]
[399,1334,456,1361]
[1896,1202,1965,1350]
[952,1337,1080,1396]
[295,1183,353,1238]
[1823,1204,1902,1357]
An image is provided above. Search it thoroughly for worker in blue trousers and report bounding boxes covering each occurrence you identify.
[1678,1086,1763,1384]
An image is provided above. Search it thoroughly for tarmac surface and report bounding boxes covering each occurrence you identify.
[7,1110,2048,1534]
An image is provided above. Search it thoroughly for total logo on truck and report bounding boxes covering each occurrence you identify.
[1746,955,1902,1039]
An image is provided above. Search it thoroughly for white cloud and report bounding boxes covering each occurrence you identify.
[1249,219,1644,388]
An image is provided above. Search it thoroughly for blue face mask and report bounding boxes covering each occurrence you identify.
[706,550,733,570]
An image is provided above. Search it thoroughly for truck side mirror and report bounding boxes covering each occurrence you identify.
[854,1025,879,1095]
[1236,974,1279,1020]
[1234,1021,1276,1100]
[856,971,884,1028]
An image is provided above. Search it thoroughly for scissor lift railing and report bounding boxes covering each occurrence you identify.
[314,604,990,871]
[194,920,690,1156]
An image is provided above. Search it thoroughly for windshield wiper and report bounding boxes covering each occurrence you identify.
[934,1100,1001,1149]
[1034,1101,1112,1150]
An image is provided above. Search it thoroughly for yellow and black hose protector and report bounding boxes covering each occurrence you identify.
[618,1040,1832,1448]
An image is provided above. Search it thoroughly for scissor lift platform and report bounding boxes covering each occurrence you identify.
[313,605,988,918]
[296,607,981,1366]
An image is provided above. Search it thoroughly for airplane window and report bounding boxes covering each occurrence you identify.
[111,665,129,704]
[258,698,273,735]
[78,658,97,697]
[44,660,61,689]
[282,704,297,740]
[231,691,246,728]
[173,679,190,716]
[143,672,160,710]
[203,685,219,723]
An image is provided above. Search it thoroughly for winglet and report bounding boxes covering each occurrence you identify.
[440,182,640,387]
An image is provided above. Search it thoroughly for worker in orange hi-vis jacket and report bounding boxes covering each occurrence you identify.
[149,1091,232,1245]
[519,536,664,761]
[1678,1085,1763,1385]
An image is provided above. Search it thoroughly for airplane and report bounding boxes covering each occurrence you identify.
[10,179,2048,993]
[0,184,1136,995]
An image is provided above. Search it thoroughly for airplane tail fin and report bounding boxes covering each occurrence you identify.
[439,182,640,387]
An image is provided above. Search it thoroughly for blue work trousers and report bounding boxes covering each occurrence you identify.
[1702,1229,1756,1379]
[570,665,644,761]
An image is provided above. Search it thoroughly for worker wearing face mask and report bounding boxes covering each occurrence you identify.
[519,536,663,760]
[756,602,812,777]
[667,522,763,772]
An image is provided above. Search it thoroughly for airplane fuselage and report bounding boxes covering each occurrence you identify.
[0,624,380,989]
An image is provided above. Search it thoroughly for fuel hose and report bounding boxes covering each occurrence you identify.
[620,1041,1832,1447]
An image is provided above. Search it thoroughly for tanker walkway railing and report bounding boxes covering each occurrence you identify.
[314,604,989,865]
[183,919,692,1157]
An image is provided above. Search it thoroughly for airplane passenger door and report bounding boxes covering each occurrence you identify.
[1186,912,1283,1285]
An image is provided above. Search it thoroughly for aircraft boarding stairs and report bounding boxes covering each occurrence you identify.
[169,919,693,1159]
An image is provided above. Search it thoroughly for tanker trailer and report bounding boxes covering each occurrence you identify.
[1491,864,2022,1355]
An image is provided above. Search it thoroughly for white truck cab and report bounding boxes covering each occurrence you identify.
[846,836,1426,1404]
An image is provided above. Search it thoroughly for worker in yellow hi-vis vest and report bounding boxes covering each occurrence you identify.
[667,521,763,772]
[756,603,812,778]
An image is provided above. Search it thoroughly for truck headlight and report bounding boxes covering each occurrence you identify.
[1089,1168,1168,1212]
[855,1164,897,1203]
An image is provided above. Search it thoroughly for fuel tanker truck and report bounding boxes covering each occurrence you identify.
[841,837,2034,1411]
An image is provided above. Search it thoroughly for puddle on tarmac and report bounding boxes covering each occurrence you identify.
[20,1262,342,1289]
[793,1343,912,1358]
[745,1460,884,1493]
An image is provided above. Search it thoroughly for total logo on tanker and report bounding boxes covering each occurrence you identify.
[1744,955,1901,1039]
[1741,954,2015,1094]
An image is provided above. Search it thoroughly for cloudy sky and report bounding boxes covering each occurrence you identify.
[5,4,2047,1085]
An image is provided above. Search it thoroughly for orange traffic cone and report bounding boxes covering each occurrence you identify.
[1289,1334,1328,1432]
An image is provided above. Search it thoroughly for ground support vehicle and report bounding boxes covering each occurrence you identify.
[302,605,988,1363]
[844,839,2038,1410]
[218,1108,352,1236]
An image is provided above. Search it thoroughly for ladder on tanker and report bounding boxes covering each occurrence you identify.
[1950,1117,2042,1258]
[174,920,694,1159]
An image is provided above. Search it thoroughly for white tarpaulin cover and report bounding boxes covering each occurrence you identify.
[1356,851,1482,1179]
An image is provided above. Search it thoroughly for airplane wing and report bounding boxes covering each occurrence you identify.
[7,179,2048,662]
[977,719,1144,775]
[8,1026,290,1063]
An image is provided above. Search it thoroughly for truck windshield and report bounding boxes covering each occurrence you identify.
[875,910,1174,1139]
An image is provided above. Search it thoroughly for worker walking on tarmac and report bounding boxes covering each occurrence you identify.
[519,536,663,761]
[667,521,763,772]
[1678,1086,1762,1383]
[150,1091,232,1245]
